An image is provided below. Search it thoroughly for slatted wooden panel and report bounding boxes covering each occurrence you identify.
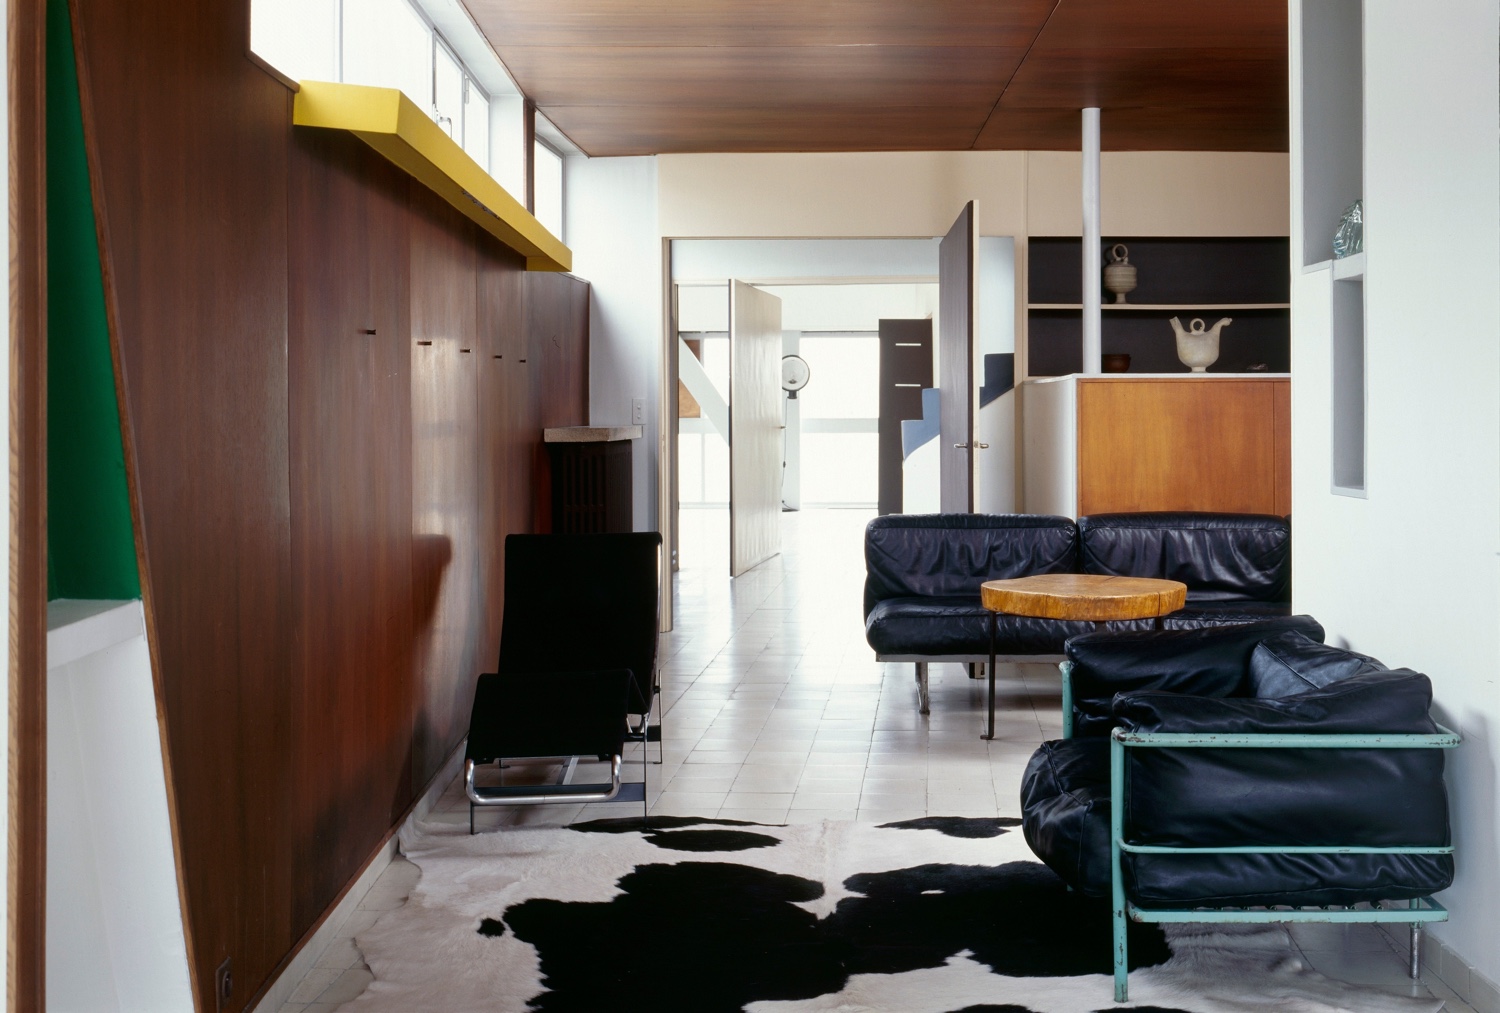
[1075,378,1291,516]
[408,186,483,789]
[476,245,530,670]
[466,0,1288,154]
[73,0,299,1002]
[286,126,417,924]
[71,2,591,1006]
[10,0,48,1005]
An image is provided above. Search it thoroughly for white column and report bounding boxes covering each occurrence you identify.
[1081,107,1102,374]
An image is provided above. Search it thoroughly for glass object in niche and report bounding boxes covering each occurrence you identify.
[1333,200,1363,258]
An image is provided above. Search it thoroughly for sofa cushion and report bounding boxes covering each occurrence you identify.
[1247,630,1388,698]
[865,596,1096,657]
[1164,600,1293,629]
[1079,512,1290,603]
[863,513,1078,617]
[1020,737,1114,897]
[1065,615,1325,736]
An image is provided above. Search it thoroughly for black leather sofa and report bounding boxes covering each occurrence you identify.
[1020,618,1457,1000]
[862,511,1291,713]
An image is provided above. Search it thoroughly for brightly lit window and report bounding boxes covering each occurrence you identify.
[251,0,500,176]
[533,139,564,238]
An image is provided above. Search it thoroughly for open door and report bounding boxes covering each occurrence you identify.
[728,280,783,576]
[940,201,978,513]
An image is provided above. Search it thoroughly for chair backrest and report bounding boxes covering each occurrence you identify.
[466,670,631,763]
[1078,511,1290,603]
[863,513,1078,616]
[498,532,662,714]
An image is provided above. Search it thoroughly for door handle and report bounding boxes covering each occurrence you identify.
[953,442,968,449]
[975,443,990,449]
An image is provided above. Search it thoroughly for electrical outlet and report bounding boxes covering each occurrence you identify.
[631,397,644,425]
[215,957,233,1012]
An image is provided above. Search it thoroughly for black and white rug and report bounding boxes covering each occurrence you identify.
[342,815,1444,1013]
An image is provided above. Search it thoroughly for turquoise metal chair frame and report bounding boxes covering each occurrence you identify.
[1106,724,1459,1003]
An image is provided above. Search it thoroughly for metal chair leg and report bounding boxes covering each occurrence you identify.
[1410,921,1422,979]
[916,662,930,715]
[983,611,997,740]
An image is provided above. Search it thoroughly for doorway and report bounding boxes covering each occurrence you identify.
[669,238,948,579]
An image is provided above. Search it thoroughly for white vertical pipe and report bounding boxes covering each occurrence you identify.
[1081,107,1102,374]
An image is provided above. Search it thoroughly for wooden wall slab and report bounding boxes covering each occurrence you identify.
[69,2,591,1007]
[286,126,416,926]
[1076,377,1290,516]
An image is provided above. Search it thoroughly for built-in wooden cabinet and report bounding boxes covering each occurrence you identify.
[1022,374,1291,518]
[1025,237,1291,378]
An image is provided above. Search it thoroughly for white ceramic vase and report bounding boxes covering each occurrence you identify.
[1170,316,1232,372]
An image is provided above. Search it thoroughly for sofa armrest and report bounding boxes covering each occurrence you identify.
[1065,615,1325,736]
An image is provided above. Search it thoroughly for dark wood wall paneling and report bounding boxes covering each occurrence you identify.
[10,0,49,1006]
[68,3,591,1009]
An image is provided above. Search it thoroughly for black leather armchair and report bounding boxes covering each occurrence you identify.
[1021,618,1458,1001]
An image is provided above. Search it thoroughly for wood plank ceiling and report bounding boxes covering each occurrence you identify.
[461,0,1288,156]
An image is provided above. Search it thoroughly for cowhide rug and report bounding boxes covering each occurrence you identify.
[340,815,1444,1013]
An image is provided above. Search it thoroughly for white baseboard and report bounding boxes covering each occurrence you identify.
[250,742,465,1013]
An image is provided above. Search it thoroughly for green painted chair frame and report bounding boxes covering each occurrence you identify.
[1058,662,1459,1003]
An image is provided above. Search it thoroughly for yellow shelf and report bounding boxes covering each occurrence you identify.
[293,81,570,273]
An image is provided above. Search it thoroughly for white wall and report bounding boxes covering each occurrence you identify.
[1290,0,1500,989]
[659,151,1288,239]
[47,601,194,1012]
[564,155,662,531]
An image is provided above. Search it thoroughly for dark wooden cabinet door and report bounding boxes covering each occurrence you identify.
[940,202,977,513]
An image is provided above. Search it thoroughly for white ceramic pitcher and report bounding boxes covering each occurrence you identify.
[1170,316,1232,372]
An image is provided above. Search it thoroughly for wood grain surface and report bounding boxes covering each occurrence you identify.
[981,573,1186,621]
[939,202,975,513]
[409,185,482,790]
[69,2,591,1005]
[466,0,1287,155]
[9,0,48,1004]
[287,126,416,925]
[1076,378,1290,516]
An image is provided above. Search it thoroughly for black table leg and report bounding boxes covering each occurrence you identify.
[984,610,997,740]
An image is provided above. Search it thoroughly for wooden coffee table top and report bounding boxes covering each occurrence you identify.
[980,573,1187,622]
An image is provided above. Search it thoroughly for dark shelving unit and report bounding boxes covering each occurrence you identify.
[1025,237,1291,378]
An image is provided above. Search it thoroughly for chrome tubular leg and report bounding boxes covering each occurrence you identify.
[916,662,930,715]
[1410,921,1422,980]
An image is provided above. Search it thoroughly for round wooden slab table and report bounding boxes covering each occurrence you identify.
[976,574,1187,740]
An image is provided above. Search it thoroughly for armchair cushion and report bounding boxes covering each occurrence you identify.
[1247,629,1387,698]
[1020,738,1115,897]
[1024,636,1455,908]
[1066,615,1326,737]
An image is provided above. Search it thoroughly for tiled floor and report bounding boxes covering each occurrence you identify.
[275,506,1474,1012]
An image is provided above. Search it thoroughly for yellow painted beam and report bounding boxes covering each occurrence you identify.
[293,80,571,273]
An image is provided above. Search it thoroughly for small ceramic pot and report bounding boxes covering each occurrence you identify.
[1101,353,1131,373]
[1103,243,1137,303]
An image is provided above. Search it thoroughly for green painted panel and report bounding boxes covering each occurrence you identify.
[46,0,139,600]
